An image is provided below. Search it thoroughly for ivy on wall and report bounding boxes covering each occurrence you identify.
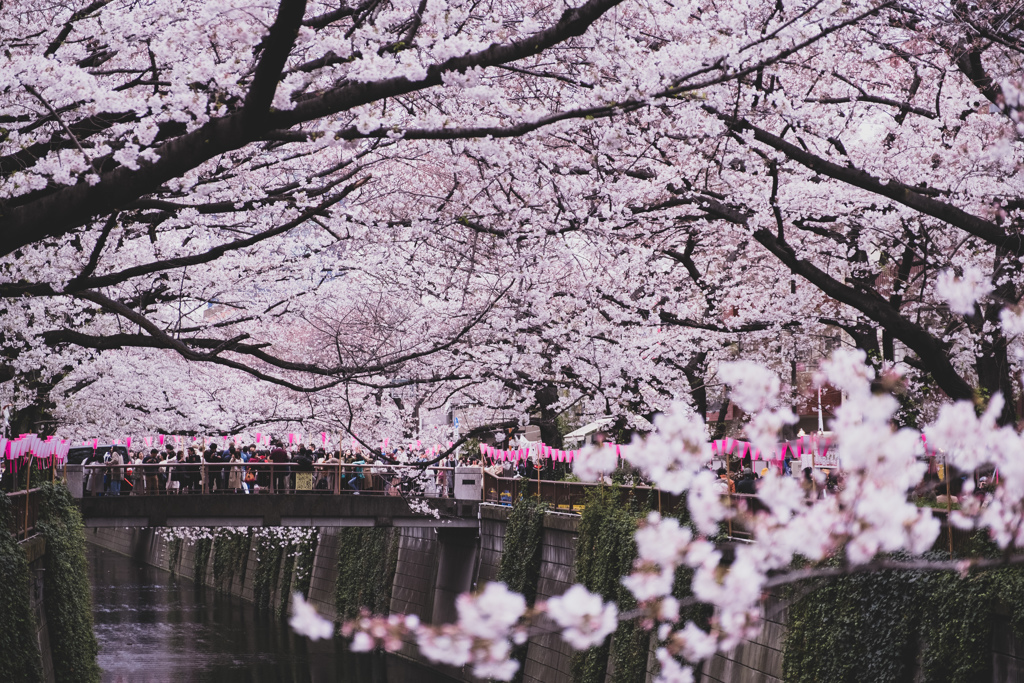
[571,487,647,683]
[279,529,320,618]
[253,533,284,611]
[497,497,547,605]
[212,529,251,591]
[277,545,297,619]
[784,545,1024,683]
[293,530,319,600]
[193,536,213,585]
[496,497,548,683]
[784,559,923,683]
[167,537,182,575]
[335,527,400,620]
[0,492,44,682]
[36,482,101,683]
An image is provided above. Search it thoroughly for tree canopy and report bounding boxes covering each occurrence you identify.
[6,0,1024,678]
[4,0,1022,435]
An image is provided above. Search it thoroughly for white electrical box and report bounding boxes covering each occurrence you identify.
[454,466,483,500]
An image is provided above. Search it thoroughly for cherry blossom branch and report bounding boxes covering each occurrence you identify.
[752,227,976,404]
[710,108,1018,253]
[0,0,626,255]
[761,553,1024,590]
[242,0,307,127]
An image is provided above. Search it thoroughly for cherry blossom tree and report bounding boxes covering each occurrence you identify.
[5,0,1024,679]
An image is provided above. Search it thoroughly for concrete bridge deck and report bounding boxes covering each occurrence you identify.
[76,494,479,528]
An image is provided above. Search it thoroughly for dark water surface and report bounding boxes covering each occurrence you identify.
[87,543,453,683]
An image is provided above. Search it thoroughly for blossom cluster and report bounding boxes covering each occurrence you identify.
[293,348,1024,681]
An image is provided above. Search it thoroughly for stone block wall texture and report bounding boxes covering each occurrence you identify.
[522,513,579,683]
[306,527,339,621]
[23,536,55,683]
[699,593,785,683]
[390,526,439,623]
[477,506,509,586]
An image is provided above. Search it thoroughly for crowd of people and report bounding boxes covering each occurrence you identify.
[81,440,474,496]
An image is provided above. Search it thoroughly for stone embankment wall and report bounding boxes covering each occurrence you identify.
[85,512,793,683]
[85,507,583,682]
[86,510,1024,683]
[23,535,56,683]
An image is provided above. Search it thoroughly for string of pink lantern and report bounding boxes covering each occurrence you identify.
[1,434,71,471]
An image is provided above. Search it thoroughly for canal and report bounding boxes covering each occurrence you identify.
[87,543,454,683]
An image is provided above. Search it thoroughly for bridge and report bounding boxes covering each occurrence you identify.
[75,493,480,528]
[64,462,483,528]
[69,466,682,529]
[22,459,689,530]
[19,459,744,536]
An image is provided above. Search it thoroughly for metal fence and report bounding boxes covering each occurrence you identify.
[482,472,688,512]
[6,487,41,540]
[71,462,456,496]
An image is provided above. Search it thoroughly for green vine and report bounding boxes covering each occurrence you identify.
[36,482,101,683]
[293,530,319,599]
[212,529,251,591]
[253,533,284,611]
[167,537,182,575]
[193,536,213,585]
[277,543,298,619]
[0,492,44,682]
[784,557,922,683]
[496,497,548,683]
[274,530,320,618]
[497,497,547,605]
[571,486,646,683]
[335,527,399,620]
[784,544,1024,683]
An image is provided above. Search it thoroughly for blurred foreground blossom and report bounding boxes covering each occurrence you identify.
[573,444,618,482]
[289,593,334,641]
[545,584,618,650]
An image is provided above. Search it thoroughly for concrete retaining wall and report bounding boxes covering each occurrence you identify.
[523,512,580,683]
[701,593,786,683]
[390,526,439,623]
[23,535,55,683]
[86,527,294,612]
[83,509,586,683]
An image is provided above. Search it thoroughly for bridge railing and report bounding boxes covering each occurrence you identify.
[483,473,764,540]
[5,487,41,540]
[75,461,457,497]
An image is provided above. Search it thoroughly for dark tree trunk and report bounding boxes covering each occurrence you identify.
[534,384,563,449]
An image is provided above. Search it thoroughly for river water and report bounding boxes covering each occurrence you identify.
[87,544,454,683]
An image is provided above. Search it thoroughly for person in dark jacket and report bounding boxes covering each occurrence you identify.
[735,468,758,495]
[270,441,290,493]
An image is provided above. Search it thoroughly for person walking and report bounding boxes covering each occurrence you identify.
[228,450,243,493]
[270,440,289,493]
[142,449,160,494]
[108,449,123,495]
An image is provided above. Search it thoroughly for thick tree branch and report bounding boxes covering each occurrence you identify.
[711,109,1020,253]
[0,0,624,257]
[242,0,308,127]
[753,228,976,403]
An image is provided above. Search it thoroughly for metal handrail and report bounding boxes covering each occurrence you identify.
[77,461,458,496]
[5,487,41,540]
[481,473,766,540]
